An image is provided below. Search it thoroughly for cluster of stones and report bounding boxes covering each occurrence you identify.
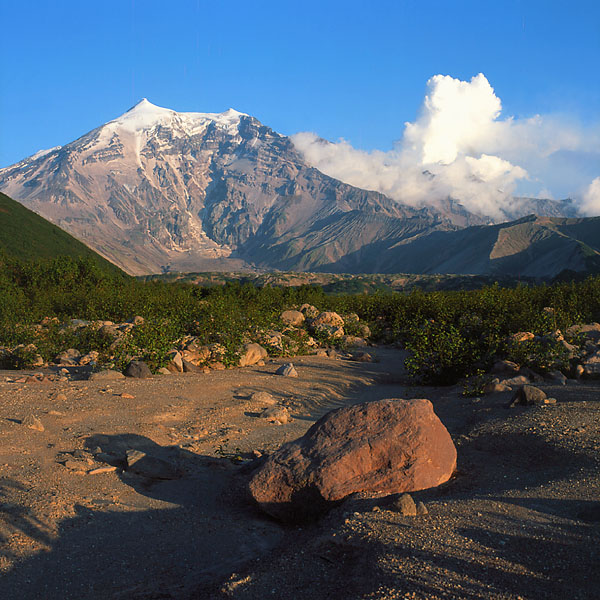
[479,321,600,397]
[0,316,147,370]
[0,306,372,377]
[161,305,371,375]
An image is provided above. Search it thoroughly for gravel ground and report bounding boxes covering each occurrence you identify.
[0,349,598,600]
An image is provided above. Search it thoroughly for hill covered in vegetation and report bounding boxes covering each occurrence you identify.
[0,191,123,275]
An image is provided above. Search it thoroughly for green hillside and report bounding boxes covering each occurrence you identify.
[0,191,124,275]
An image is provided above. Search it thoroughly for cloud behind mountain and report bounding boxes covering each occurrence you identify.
[292,73,600,220]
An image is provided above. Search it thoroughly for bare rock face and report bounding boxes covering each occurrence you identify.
[248,398,456,522]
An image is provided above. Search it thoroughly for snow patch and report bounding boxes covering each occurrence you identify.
[106,99,248,137]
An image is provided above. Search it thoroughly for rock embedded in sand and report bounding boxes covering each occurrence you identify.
[508,384,547,407]
[260,406,292,424]
[22,414,44,431]
[248,398,456,523]
[89,369,125,381]
[391,493,417,516]
[250,391,277,406]
[276,363,298,377]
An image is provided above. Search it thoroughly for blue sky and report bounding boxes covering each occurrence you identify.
[0,0,598,205]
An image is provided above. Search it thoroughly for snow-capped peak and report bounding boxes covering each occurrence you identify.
[107,99,248,136]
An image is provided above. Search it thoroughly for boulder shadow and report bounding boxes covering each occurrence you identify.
[0,434,285,600]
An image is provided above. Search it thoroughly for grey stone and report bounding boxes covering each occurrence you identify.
[275,363,298,377]
[391,493,417,516]
[124,360,152,378]
[416,501,429,515]
[508,385,547,407]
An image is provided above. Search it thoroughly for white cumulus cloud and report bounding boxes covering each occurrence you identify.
[579,177,600,216]
[292,73,599,221]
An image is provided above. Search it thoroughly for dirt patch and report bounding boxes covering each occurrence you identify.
[0,349,598,599]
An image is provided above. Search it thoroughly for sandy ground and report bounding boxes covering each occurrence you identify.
[0,348,598,600]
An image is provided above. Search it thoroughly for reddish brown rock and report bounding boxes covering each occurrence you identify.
[248,398,456,522]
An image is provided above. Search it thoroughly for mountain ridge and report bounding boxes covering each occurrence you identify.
[0,100,456,275]
[0,100,592,278]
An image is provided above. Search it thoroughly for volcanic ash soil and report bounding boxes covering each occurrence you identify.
[0,348,598,600]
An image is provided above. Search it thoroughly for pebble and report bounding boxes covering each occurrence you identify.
[22,414,45,431]
[88,466,118,475]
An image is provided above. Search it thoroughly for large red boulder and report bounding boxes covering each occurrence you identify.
[248,398,456,522]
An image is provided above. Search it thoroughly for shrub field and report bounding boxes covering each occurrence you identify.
[1,254,600,383]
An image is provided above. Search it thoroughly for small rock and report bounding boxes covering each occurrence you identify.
[500,375,529,387]
[491,359,520,376]
[483,382,512,394]
[239,343,268,367]
[54,393,68,402]
[54,348,82,366]
[250,391,277,406]
[157,367,171,375]
[89,370,125,381]
[391,493,417,516]
[120,393,135,399]
[260,406,292,424]
[88,466,118,475]
[125,449,180,480]
[351,352,373,363]
[79,351,99,366]
[182,359,201,373]
[416,501,428,515]
[543,397,557,405]
[124,360,152,378]
[276,363,298,377]
[510,331,535,343]
[63,459,88,471]
[166,350,184,373]
[508,384,547,407]
[280,310,305,327]
[545,370,567,385]
[22,414,44,431]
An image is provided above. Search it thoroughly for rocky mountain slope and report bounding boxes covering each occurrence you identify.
[0,100,453,275]
[361,214,600,277]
